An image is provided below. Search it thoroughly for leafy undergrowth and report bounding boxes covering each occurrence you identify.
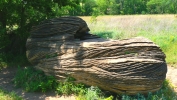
[119,80,177,100]
[0,53,30,70]
[13,67,57,92]
[13,67,177,100]
[0,88,23,100]
[77,80,177,100]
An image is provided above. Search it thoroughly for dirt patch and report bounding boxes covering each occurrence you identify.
[166,65,177,92]
[0,67,75,100]
[0,65,177,100]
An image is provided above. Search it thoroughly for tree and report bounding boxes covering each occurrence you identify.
[107,0,120,15]
[0,0,81,54]
[83,0,97,15]
[95,0,109,15]
[164,0,177,14]
[147,0,165,14]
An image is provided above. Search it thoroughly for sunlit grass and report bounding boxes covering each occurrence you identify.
[0,15,176,100]
[80,15,177,64]
[76,79,177,100]
[13,66,177,100]
[0,88,23,100]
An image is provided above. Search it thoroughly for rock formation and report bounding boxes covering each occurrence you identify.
[26,16,167,95]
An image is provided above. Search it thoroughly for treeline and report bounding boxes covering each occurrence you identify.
[0,0,176,55]
[65,0,177,16]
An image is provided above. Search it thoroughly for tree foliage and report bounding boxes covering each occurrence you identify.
[147,0,177,14]
[0,0,176,55]
[0,0,80,54]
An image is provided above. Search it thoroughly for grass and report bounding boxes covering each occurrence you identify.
[81,15,177,64]
[12,66,177,100]
[0,88,23,100]
[13,66,87,94]
[1,15,177,99]
[13,66,57,92]
[121,80,177,100]
[0,53,30,70]
[78,79,177,100]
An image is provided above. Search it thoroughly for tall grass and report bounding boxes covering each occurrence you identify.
[81,15,177,64]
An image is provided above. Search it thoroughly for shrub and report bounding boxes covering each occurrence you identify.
[13,66,57,92]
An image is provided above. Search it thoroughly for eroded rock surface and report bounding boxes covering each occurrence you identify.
[26,16,167,95]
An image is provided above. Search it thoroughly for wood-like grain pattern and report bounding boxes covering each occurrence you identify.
[26,16,167,95]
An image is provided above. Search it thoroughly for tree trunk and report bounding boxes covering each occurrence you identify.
[0,9,7,29]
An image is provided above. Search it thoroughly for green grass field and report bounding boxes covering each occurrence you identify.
[0,15,177,100]
[81,15,177,64]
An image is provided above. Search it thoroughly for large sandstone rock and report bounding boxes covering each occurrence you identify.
[26,16,167,95]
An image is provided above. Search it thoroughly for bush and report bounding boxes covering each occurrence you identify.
[0,53,30,69]
[13,67,177,99]
[13,67,57,92]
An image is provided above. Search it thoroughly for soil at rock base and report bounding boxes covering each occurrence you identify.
[166,65,177,92]
[0,67,75,100]
[0,65,176,100]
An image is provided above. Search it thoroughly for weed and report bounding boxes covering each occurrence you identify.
[55,76,86,95]
[0,87,23,100]
[13,66,86,95]
[56,81,85,95]
[120,80,177,100]
[13,66,57,92]
[93,31,113,39]
[0,53,30,69]
[77,86,105,100]
[104,95,114,100]
[13,66,177,99]
[77,79,177,100]
[13,66,111,99]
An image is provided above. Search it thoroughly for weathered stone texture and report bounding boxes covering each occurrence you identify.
[26,16,167,95]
